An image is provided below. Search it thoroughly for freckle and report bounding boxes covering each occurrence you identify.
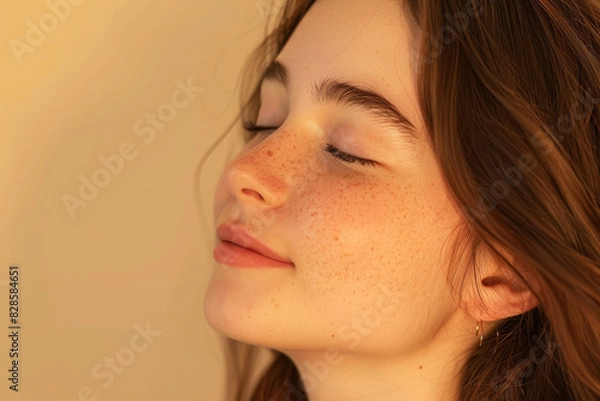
[334,236,339,241]
[331,334,335,338]
[419,365,423,370]
[266,150,273,157]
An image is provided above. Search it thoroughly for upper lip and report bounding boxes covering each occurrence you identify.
[216,223,293,264]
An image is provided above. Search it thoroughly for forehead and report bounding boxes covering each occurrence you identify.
[275,0,421,130]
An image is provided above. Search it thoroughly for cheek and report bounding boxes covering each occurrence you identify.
[289,174,450,302]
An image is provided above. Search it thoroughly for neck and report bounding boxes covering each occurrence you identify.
[288,352,464,401]
[283,315,476,401]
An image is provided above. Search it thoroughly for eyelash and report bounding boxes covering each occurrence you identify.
[242,122,377,167]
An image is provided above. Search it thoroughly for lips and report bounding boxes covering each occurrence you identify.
[214,223,294,268]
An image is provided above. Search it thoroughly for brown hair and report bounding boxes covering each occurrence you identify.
[215,0,600,400]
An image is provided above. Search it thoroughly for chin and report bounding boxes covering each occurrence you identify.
[203,277,245,337]
[203,274,277,346]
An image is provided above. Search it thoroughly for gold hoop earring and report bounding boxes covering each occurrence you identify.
[475,321,484,347]
[490,326,501,355]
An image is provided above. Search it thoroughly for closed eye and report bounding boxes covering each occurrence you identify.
[243,121,279,135]
[319,143,377,167]
[243,121,378,168]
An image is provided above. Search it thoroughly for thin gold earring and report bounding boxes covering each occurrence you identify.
[475,321,484,347]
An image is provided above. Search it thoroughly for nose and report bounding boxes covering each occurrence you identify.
[221,131,295,210]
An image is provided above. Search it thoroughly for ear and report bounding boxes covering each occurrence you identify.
[460,248,540,322]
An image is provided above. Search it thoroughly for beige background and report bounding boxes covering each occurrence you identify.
[0,0,271,400]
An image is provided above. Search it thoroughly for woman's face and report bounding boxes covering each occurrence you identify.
[205,0,466,357]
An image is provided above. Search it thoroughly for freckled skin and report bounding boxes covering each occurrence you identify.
[204,0,479,399]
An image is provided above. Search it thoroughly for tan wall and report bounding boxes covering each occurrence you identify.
[0,1,271,400]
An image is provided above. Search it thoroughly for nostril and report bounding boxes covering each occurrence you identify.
[241,188,265,201]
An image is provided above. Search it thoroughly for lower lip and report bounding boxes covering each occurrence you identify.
[213,241,295,268]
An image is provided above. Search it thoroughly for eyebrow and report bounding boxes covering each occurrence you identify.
[262,60,418,138]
